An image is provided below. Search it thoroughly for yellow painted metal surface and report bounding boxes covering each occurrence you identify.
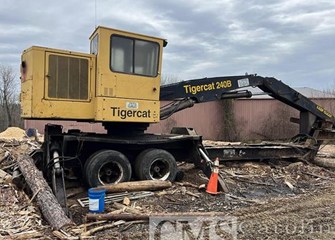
[95,97,159,122]
[20,26,165,123]
[21,47,96,120]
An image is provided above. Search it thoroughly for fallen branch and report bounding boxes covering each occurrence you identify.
[73,220,108,234]
[81,220,125,237]
[185,191,200,198]
[28,188,41,204]
[94,180,172,193]
[301,171,330,180]
[0,151,10,165]
[218,173,229,192]
[86,212,227,221]
[12,230,42,240]
[2,163,15,171]
[120,220,147,232]
[175,182,199,188]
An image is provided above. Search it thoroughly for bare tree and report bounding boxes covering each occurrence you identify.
[0,64,21,130]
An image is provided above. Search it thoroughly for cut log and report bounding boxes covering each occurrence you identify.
[94,180,172,193]
[16,153,73,230]
[86,212,226,221]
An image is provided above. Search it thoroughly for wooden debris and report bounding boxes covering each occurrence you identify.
[120,220,147,232]
[185,190,200,198]
[301,171,330,180]
[0,151,10,165]
[81,220,125,237]
[313,157,335,169]
[0,185,45,240]
[112,202,143,215]
[2,163,15,171]
[15,153,73,230]
[198,184,206,191]
[284,180,295,191]
[53,230,78,240]
[11,230,42,239]
[175,181,199,188]
[86,211,228,221]
[0,169,12,184]
[77,220,107,232]
[87,213,148,222]
[94,180,172,193]
[218,173,229,192]
[123,196,131,206]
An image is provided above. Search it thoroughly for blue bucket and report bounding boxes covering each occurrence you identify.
[88,188,106,213]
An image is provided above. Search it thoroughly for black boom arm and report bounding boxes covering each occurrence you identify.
[160,74,335,135]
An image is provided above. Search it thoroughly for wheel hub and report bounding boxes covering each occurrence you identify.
[153,166,161,172]
[149,159,170,180]
[98,162,123,185]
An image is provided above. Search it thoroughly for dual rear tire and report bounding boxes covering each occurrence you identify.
[84,148,177,187]
[84,150,132,188]
[134,149,177,182]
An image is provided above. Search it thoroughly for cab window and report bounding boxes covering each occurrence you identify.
[90,34,98,55]
[110,35,159,77]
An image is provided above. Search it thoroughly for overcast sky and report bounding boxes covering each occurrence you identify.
[1,0,335,90]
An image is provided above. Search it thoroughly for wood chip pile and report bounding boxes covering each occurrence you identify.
[0,185,47,239]
[0,127,28,141]
[0,128,48,239]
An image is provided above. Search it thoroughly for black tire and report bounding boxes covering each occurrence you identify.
[134,148,177,181]
[84,150,131,187]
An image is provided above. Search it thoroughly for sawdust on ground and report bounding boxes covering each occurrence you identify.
[0,127,27,141]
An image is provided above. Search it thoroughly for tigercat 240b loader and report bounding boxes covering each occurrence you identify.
[20,26,335,210]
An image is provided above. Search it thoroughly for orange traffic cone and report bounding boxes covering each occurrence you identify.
[206,157,220,194]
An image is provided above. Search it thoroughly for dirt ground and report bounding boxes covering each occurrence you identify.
[1,131,335,239]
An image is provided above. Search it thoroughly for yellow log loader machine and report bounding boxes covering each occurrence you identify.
[20,26,335,210]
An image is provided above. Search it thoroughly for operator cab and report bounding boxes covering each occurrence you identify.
[90,27,166,77]
[89,26,167,123]
[21,26,167,124]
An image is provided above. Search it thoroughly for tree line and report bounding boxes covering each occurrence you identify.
[0,64,23,132]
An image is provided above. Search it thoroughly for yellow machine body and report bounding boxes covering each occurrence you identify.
[21,26,165,123]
